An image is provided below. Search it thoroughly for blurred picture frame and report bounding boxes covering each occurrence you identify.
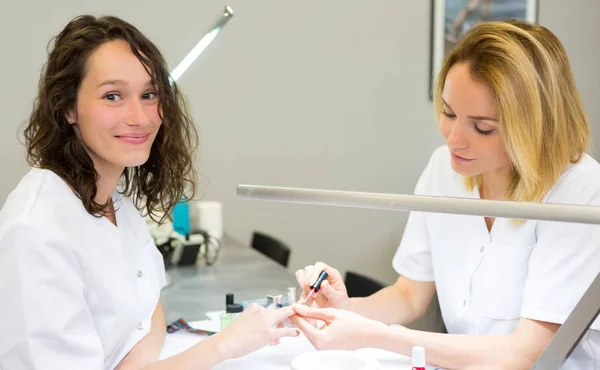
[429,0,539,100]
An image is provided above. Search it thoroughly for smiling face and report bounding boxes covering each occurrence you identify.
[66,39,162,179]
[439,62,510,178]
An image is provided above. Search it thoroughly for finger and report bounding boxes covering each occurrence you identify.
[272,306,296,323]
[313,261,344,285]
[274,326,301,339]
[294,269,306,291]
[297,265,315,295]
[298,291,307,302]
[291,302,320,328]
[292,304,336,322]
[303,265,315,293]
[299,291,318,305]
[286,314,302,328]
[294,315,322,344]
[245,302,263,312]
[320,280,341,300]
[309,318,320,328]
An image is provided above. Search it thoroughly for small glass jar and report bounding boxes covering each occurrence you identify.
[220,303,243,329]
[269,295,284,346]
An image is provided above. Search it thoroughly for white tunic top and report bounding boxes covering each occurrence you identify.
[393,145,600,370]
[0,168,166,369]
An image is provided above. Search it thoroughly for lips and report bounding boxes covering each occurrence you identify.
[453,153,471,160]
[451,152,474,162]
[116,133,148,138]
[115,133,149,145]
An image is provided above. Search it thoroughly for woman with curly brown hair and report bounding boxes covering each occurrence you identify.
[0,15,298,370]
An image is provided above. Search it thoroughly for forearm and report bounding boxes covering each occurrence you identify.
[375,326,545,370]
[145,302,167,361]
[115,302,167,370]
[349,286,421,325]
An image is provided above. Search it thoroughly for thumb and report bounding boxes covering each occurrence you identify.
[320,280,342,300]
[293,304,336,322]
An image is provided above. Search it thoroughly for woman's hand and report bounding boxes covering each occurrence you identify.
[216,303,300,359]
[290,304,389,351]
[294,261,350,310]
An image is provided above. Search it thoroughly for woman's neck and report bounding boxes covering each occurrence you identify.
[480,167,512,201]
[93,162,124,212]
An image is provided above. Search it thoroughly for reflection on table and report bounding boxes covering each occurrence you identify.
[160,328,437,370]
[160,235,298,323]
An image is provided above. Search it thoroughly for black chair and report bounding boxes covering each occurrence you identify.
[344,271,385,298]
[251,232,291,268]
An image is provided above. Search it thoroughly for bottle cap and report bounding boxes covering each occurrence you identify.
[226,293,234,306]
[226,303,243,313]
[412,346,425,367]
[310,271,329,292]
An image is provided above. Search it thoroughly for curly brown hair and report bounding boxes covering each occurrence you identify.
[24,15,197,224]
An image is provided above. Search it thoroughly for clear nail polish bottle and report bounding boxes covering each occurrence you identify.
[269,295,284,346]
[220,303,243,329]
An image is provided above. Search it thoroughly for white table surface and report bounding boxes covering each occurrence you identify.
[159,320,440,369]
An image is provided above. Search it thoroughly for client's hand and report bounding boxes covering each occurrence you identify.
[290,304,388,351]
[217,303,300,359]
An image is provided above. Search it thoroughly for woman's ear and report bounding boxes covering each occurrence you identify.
[65,109,76,124]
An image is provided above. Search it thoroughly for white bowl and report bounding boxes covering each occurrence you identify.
[291,350,379,370]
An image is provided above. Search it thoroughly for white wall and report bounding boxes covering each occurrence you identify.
[0,0,441,284]
[539,0,600,153]
[0,1,598,331]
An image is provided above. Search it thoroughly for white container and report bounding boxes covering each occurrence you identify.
[189,201,223,239]
[291,350,379,370]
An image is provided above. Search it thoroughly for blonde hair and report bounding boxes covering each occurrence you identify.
[433,20,590,203]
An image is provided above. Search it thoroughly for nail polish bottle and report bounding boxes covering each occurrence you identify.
[411,346,426,370]
[220,303,243,330]
[269,295,284,346]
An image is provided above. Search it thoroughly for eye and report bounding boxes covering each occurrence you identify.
[442,110,456,119]
[104,93,122,102]
[142,91,157,100]
[474,124,495,136]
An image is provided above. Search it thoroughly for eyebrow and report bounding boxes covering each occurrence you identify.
[441,97,499,122]
[96,79,155,89]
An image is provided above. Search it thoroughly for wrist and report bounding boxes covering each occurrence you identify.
[348,297,357,312]
[348,297,364,314]
[377,323,411,353]
[367,320,395,350]
[200,332,231,366]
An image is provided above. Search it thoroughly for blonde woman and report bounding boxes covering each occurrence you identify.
[293,20,599,370]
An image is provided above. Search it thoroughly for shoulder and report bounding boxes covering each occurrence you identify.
[0,168,82,243]
[544,153,600,206]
